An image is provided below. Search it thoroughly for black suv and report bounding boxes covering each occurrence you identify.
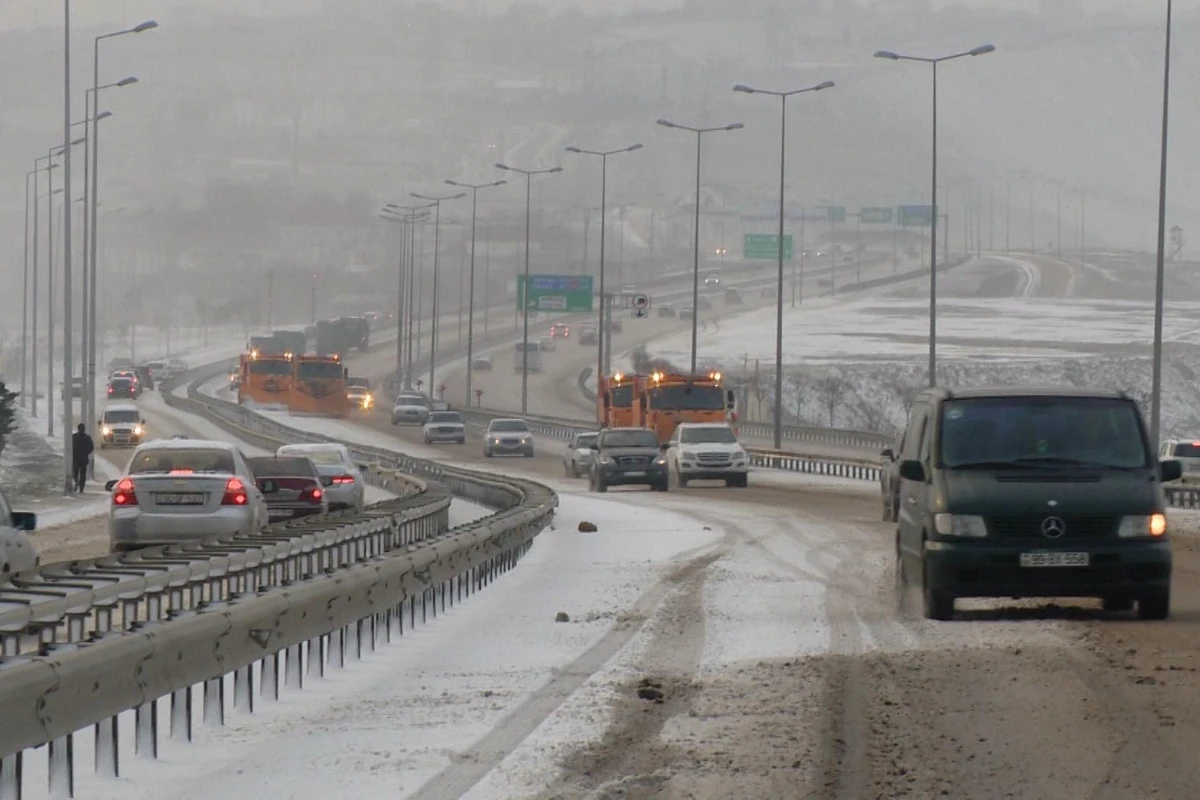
[894,387,1180,621]
[589,427,669,492]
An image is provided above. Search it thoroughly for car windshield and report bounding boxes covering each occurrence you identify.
[248,359,292,375]
[680,426,737,444]
[1172,443,1200,457]
[247,457,315,477]
[575,434,598,448]
[397,394,428,406]
[940,397,1149,469]
[103,410,139,424]
[429,412,463,424]
[130,448,235,474]
[647,384,725,411]
[281,449,345,466]
[603,430,659,448]
[611,385,633,407]
[490,420,529,433]
[296,361,344,379]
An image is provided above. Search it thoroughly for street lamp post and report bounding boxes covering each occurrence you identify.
[656,119,744,373]
[22,170,33,408]
[409,190,465,395]
[495,163,563,415]
[875,43,995,388]
[564,143,643,381]
[445,178,507,408]
[29,157,58,419]
[733,80,834,450]
[383,203,434,389]
[1151,0,1173,445]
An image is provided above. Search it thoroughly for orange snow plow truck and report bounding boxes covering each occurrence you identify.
[597,370,736,443]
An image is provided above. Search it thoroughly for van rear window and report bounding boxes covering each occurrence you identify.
[1172,443,1200,457]
[940,397,1148,469]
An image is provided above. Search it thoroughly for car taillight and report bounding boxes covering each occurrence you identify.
[332,475,355,485]
[112,477,137,506]
[301,487,323,504]
[107,387,113,394]
[222,477,248,505]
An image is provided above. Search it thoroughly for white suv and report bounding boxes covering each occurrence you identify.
[1159,439,1200,483]
[665,422,749,488]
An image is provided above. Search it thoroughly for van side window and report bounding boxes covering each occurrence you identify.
[901,404,927,462]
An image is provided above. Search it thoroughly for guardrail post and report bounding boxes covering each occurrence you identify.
[135,700,158,759]
[262,652,280,701]
[65,611,89,643]
[352,620,364,660]
[170,687,192,742]
[47,736,72,799]
[146,589,164,622]
[120,598,140,631]
[0,753,20,800]
[286,644,303,689]
[234,665,254,713]
[94,717,118,778]
[203,677,225,728]
[334,627,346,669]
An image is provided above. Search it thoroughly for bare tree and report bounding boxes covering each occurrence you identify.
[786,370,806,424]
[889,379,922,412]
[816,374,849,427]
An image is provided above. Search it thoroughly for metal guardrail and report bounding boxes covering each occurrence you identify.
[0,363,557,797]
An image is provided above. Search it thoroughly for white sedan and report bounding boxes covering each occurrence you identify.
[0,488,39,584]
[423,410,467,444]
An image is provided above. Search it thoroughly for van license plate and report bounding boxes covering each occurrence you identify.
[1020,552,1089,568]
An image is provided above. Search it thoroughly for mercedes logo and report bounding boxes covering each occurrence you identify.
[1041,516,1067,539]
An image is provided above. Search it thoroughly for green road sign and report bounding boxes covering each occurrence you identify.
[860,207,893,224]
[899,205,936,226]
[743,233,793,260]
[815,205,846,223]
[517,274,594,312]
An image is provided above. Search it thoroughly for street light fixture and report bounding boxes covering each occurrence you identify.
[445,178,507,408]
[409,190,465,398]
[655,119,744,373]
[874,43,995,388]
[45,139,84,443]
[564,143,643,382]
[28,158,59,419]
[495,163,563,415]
[732,79,834,450]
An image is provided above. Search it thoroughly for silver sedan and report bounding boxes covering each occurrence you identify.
[276,443,366,513]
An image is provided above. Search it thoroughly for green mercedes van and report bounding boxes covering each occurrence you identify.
[894,387,1181,621]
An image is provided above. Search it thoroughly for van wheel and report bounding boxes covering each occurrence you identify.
[1137,591,1170,620]
[1102,596,1134,613]
[921,553,954,620]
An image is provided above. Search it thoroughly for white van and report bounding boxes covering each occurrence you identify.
[514,341,543,373]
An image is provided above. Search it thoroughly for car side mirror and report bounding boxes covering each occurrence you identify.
[881,448,894,460]
[260,479,279,494]
[590,443,600,451]
[660,443,670,452]
[104,479,118,492]
[357,463,370,472]
[10,512,36,532]
[898,460,926,483]
[1160,459,1183,483]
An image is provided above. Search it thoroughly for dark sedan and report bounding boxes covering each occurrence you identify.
[247,456,329,523]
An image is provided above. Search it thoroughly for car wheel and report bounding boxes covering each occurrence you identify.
[1102,596,1134,613]
[652,480,668,492]
[457,438,465,445]
[921,555,954,621]
[593,473,607,493]
[1137,591,1170,620]
[484,449,493,458]
[677,472,689,488]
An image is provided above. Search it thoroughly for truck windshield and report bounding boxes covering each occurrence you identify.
[940,397,1149,469]
[647,384,724,411]
[297,362,344,379]
[611,385,633,407]
[248,360,291,375]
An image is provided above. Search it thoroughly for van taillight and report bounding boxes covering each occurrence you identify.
[113,478,137,506]
[222,477,248,505]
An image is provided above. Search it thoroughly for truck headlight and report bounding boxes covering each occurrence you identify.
[133,425,144,436]
[933,514,987,538]
[1118,514,1167,538]
[101,425,111,435]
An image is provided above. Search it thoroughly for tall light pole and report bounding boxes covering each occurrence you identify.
[384,203,434,389]
[22,170,33,409]
[29,157,58,419]
[495,163,563,415]
[409,190,465,396]
[733,80,834,449]
[875,43,995,388]
[564,143,643,380]
[656,118,744,373]
[1151,0,1173,445]
[445,178,507,408]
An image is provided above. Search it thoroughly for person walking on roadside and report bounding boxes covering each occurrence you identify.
[72,423,94,494]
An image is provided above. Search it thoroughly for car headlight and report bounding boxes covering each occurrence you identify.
[101,425,111,435]
[521,436,531,444]
[492,437,501,445]
[1118,514,1167,538]
[599,455,611,465]
[681,450,697,460]
[933,514,988,538]
[133,425,144,435]
[654,455,667,466]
